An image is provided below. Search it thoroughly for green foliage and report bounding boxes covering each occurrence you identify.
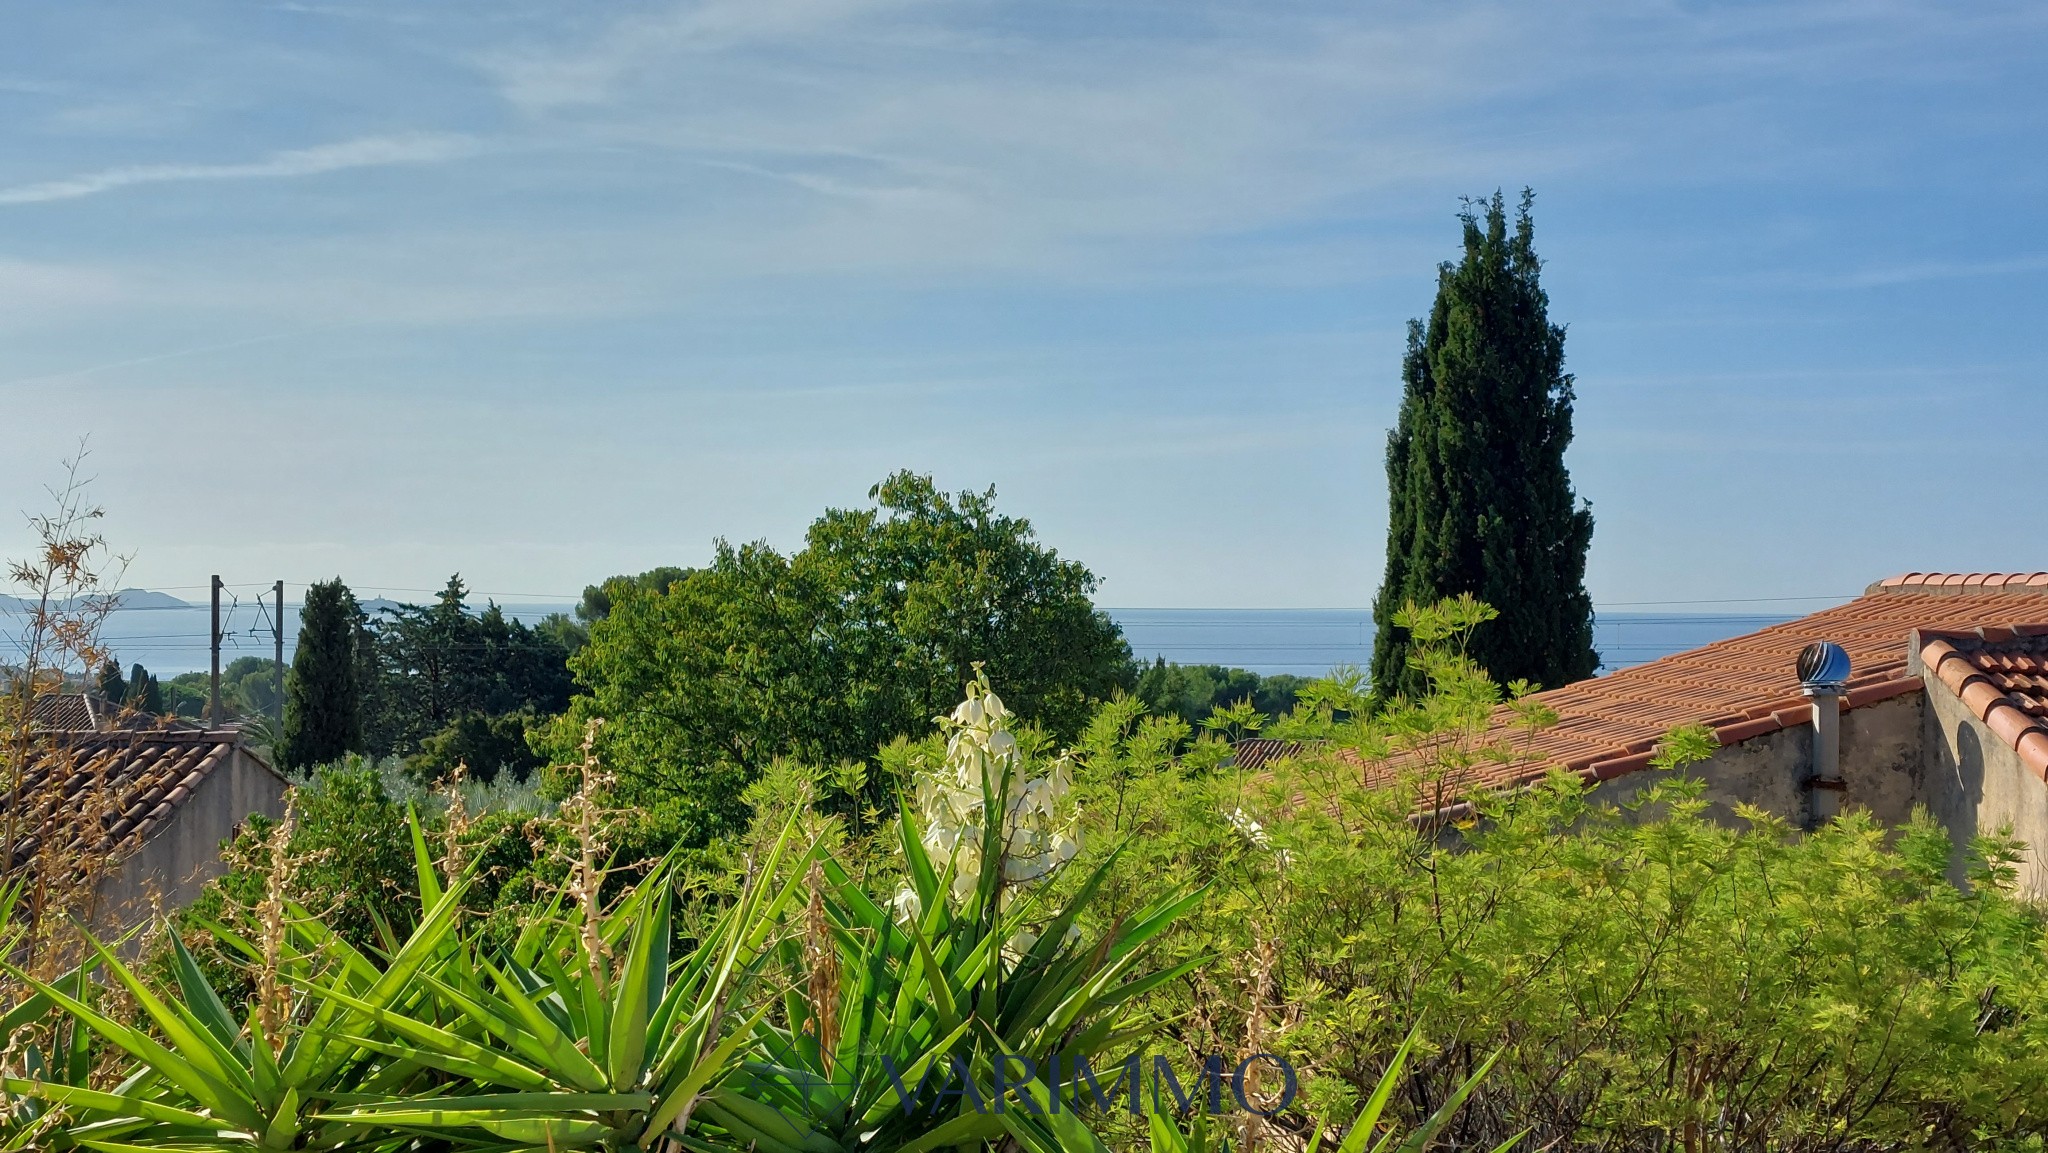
[1134,660,1303,731]
[577,566,688,624]
[92,658,124,704]
[127,661,163,714]
[1147,1029,1521,1153]
[162,671,209,719]
[3,681,1210,1152]
[191,755,719,980]
[545,471,1132,841]
[729,688,1201,1153]
[39,586,2048,1151]
[4,878,475,1151]
[313,828,814,1151]
[363,575,573,759]
[152,660,286,726]
[524,566,691,667]
[534,611,589,656]
[1371,189,1597,700]
[280,578,363,771]
[1073,597,2048,1151]
[223,656,282,722]
[196,761,417,952]
[409,709,545,784]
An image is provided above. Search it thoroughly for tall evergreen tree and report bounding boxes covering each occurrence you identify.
[1370,190,1597,700]
[94,658,126,703]
[281,578,365,771]
[127,662,163,714]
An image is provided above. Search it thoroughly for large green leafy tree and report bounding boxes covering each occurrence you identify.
[281,577,365,770]
[550,471,1132,841]
[577,566,687,624]
[1371,189,1597,699]
[530,567,689,658]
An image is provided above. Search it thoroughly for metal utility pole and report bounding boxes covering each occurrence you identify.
[273,580,286,730]
[209,575,223,727]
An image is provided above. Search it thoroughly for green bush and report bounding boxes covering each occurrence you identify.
[408,709,545,784]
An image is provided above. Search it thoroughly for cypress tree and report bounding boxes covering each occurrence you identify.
[128,662,164,714]
[94,658,126,703]
[281,578,365,770]
[1370,190,1597,700]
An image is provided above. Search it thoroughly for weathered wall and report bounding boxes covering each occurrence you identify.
[1921,677,2048,899]
[1588,692,1926,830]
[96,749,289,927]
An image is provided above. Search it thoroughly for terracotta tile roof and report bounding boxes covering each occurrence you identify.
[1916,627,2048,781]
[2,730,252,871]
[1372,576,2048,796]
[29,693,117,732]
[27,693,190,733]
[1230,738,1311,772]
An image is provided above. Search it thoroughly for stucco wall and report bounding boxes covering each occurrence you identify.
[95,748,289,928]
[1588,692,1926,830]
[1921,677,2048,898]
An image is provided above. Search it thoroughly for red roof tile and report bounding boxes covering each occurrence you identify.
[2,730,254,872]
[1370,578,2048,795]
[1230,738,1313,772]
[28,693,200,733]
[1918,628,2048,781]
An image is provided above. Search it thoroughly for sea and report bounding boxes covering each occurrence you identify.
[2,592,1803,681]
[1112,608,1797,677]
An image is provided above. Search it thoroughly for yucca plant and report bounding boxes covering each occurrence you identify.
[704,676,1206,1153]
[308,819,816,1151]
[0,809,473,1151]
[0,779,813,1152]
[0,879,115,1152]
[0,678,1215,1153]
[0,874,471,1150]
[1145,1028,1521,1153]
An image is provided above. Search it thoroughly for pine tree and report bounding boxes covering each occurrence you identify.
[1370,190,1597,701]
[281,578,365,771]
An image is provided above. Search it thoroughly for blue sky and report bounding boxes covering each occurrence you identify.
[0,1,2042,609]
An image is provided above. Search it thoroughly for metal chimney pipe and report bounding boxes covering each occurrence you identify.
[1797,641,1850,826]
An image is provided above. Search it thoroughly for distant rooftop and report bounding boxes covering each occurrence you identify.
[1356,573,2048,795]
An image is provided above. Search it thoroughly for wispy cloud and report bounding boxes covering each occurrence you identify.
[485,0,921,111]
[0,132,480,205]
[0,321,373,391]
[1825,254,2048,289]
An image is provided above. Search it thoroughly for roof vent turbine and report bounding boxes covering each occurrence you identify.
[1797,641,1850,825]
[1797,641,1851,692]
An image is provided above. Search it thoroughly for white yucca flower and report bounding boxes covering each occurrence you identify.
[900,673,1081,914]
[1225,805,1291,867]
[1224,806,1270,848]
